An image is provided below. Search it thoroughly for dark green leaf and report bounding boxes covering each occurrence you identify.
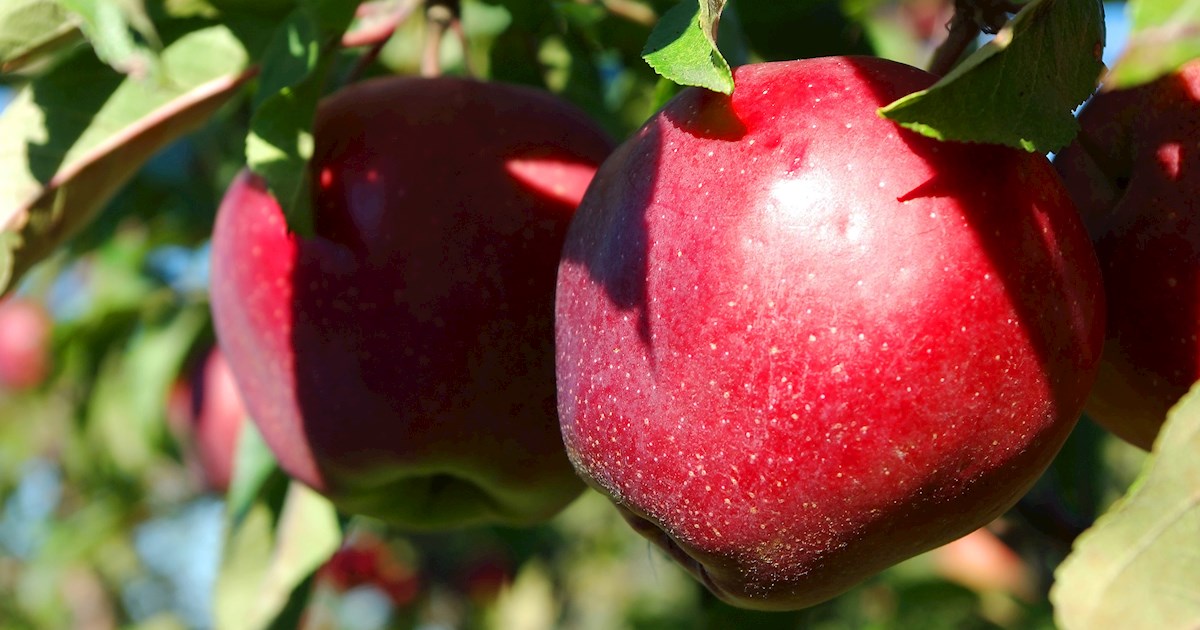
[642,0,733,94]
[879,0,1105,152]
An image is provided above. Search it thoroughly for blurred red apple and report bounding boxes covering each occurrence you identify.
[930,527,1034,599]
[210,76,613,528]
[1054,59,1200,450]
[167,348,246,493]
[0,298,52,391]
[556,57,1104,609]
[318,531,419,606]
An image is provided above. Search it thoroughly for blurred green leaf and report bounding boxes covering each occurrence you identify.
[1106,0,1200,89]
[56,0,158,76]
[879,0,1105,152]
[226,420,284,527]
[245,0,361,236]
[0,22,252,295]
[642,0,733,94]
[0,0,81,73]
[1052,384,1200,630]
[214,482,342,630]
[86,303,208,475]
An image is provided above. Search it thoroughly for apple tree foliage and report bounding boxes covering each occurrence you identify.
[0,0,1196,627]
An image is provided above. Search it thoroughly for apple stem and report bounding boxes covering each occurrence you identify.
[928,0,1022,76]
[421,0,466,78]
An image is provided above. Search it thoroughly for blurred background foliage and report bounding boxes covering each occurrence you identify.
[0,1,1151,628]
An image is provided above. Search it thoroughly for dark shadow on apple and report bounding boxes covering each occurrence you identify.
[1052,69,1200,450]
[558,86,749,353]
[663,89,748,141]
[559,123,662,350]
[281,78,612,527]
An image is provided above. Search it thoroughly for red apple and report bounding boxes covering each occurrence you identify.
[0,297,52,391]
[930,527,1033,599]
[193,349,246,492]
[318,531,419,606]
[166,348,247,493]
[1053,60,1200,450]
[555,57,1104,610]
[210,76,613,528]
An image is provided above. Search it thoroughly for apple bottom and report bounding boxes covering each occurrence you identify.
[314,460,583,530]
[602,449,1048,612]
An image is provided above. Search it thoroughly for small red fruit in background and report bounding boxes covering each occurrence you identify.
[0,298,52,391]
[210,76,613,528]
[1054,59,1200,450]
[555,56,1104,610]
[318,531,419,606]
[167,348,247,493]
[930,527,1034,600]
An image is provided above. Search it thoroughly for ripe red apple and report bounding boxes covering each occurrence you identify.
[210,76,613,528]
[1053,60,1200,450]
[0,297,52,391]
[555,57,1104,610]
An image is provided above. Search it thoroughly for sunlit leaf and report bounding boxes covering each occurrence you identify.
[1106,0,1200,89]
[214,481,343,630]
[56,0,158,76]
[1052,384,1200,629]
[0,23,252,295]
[0,0,82,73]
[879,0,1105,152]
[642,0,733,94]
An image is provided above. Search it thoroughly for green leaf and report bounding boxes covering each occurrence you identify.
[245,0,362,236]
[0,0,82,73]
[1106,0,1200,89]
[642,0,733,94]
[226,420,285,528]
[55,0,158,77]
[1051,385,1200,630]
[0,22,251,295]
[214,481,343,630]
[86,302,209,475]
[879,0,1105,152]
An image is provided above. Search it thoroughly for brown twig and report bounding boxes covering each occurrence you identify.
[928,0,1024,77]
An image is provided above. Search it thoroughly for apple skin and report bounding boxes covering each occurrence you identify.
[1053,60,1200,450]
[177,348,246,493]
[555,57,1104,610]
[210,77,613,528]
[0,298,52,391]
